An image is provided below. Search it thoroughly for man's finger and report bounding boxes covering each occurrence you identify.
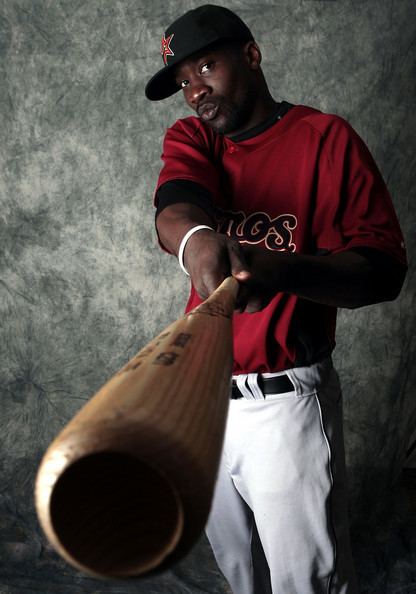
[227,241,251,281]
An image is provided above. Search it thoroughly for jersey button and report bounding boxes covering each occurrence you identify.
[228,145,237,154]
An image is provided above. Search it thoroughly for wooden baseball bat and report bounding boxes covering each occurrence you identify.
[35,276,239,579]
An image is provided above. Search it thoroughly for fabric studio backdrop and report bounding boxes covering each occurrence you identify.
[0,1,415,592]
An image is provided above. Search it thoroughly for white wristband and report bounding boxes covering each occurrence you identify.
[178,225,214,276]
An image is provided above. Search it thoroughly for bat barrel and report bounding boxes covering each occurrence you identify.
[44,450,184,577]
[35,276,239,578]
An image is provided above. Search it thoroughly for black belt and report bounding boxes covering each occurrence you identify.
[231,374,294,399]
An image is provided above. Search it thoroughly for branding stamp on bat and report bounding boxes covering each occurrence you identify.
[118,331,173,374]
[153,352,179,366]
[171,333,192,348]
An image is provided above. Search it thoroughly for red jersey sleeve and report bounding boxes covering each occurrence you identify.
[310,115,407,265]
[155,116,222,201]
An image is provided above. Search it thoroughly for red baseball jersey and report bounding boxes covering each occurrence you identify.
[155,105,407,373]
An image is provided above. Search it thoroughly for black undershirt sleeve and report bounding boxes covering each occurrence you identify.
[155,179,217,221]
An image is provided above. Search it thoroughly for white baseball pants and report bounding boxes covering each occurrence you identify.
[205,358,359,594]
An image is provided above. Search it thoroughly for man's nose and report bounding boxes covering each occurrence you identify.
[187,83,210,107]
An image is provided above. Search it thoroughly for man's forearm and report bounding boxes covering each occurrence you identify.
[156,202,215,255]
[256,249,406,309]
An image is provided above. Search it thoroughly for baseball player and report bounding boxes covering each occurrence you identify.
[145,5,407,594]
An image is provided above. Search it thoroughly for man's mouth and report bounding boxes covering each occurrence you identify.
[198,102,219,122]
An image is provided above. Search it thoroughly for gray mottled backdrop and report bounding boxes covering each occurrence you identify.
[0,1,415,593]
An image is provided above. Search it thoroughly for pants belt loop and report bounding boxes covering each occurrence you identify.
[247,373,265,400]
[236,375,255,400]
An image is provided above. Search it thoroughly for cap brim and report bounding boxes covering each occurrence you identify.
[145,63,181,101]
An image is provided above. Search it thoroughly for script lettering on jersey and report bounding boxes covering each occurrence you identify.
[215,207,297,252]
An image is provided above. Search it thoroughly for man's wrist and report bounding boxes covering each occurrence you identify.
[178,225,214,275]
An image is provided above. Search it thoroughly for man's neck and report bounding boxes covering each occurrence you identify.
[224,96,280,138]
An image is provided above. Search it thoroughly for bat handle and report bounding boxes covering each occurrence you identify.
[217,276,240,299]
[191,276,240,320]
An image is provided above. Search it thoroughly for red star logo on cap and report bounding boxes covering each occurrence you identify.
[161,33,174,65]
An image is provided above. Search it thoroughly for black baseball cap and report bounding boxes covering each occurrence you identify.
[145,4,254,101]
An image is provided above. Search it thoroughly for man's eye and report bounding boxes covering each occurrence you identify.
[181,80,190,88]
[200,62,214,74]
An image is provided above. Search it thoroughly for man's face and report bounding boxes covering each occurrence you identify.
[174,42,257,136]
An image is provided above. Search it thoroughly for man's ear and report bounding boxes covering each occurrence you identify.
[243,41,262,70]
